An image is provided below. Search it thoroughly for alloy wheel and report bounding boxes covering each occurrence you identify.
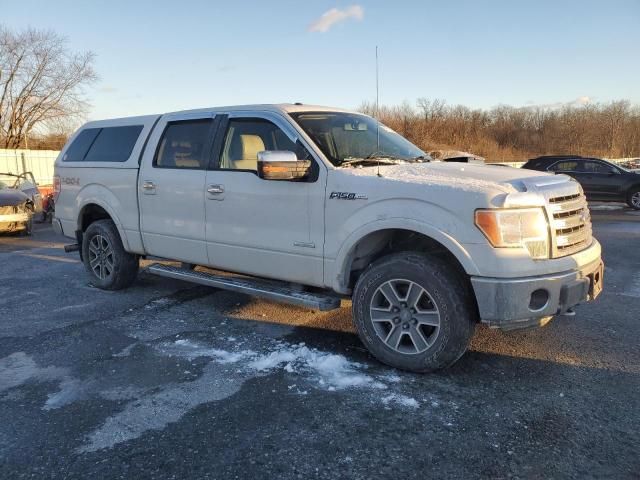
[369,278,441,354]
[88,234,114,280]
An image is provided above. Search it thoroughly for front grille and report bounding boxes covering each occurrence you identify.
[548,193,581,204]
[548,192,592,258]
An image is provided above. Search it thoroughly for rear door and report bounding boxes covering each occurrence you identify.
[578,160,624,199]
[138,112,218,264]
[203,111,326,286]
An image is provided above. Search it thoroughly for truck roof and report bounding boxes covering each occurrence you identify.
[167,103,356,115]
[83,104,357,128]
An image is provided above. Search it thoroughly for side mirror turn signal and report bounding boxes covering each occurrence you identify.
[257,151,311,181]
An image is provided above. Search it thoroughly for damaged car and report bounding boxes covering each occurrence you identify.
[0,172,42,235]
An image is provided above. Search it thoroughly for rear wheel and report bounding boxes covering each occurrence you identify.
[352,252,476,372]
[627,188,640,210]
[82,219,139,290]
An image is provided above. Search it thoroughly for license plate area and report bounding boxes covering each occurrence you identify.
[560,279,589,311]
[588,263,604,299]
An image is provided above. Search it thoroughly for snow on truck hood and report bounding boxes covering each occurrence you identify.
[340,162,559,194]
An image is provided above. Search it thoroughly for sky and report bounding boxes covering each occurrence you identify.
[2,0,640,121]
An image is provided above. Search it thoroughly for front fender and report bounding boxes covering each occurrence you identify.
[329,216,481,293]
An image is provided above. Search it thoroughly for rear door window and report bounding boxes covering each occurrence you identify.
[83,126,144,162]
[154,119,214,169]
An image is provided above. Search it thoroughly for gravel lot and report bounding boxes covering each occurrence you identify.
[1,205,639,479]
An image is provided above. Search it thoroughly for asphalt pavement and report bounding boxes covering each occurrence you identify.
[0,204,638,479]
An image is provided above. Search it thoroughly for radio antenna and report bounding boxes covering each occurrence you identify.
[375,45,382,177]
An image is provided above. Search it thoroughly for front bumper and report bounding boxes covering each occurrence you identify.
[0,212,29,223]
[471,254,604,330]
[0,212,30,232]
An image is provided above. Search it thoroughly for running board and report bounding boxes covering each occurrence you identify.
[146,263,341,311]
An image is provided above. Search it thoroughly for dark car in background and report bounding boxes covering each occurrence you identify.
[522,155,640,210]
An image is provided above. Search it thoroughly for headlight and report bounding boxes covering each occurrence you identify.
[475,208,550,259]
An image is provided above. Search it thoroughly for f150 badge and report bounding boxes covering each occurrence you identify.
[329,192,368,200]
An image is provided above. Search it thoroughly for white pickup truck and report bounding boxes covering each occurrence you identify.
[53,104,603,372]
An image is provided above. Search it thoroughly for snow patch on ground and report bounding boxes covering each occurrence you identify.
[113,343,137,358]
[0,351,85,411]
[157,339,409,396]
[589,204,624,211]
[248,344,386,390]
[78,362,243,453]
[158,339,254,364]
[44,378,87,410]
[144,297,172,309]
[69,337,432,452]
[158,339,388,391]
[52,303,93,313]
[0,352,68,393]
[382,394,420,408]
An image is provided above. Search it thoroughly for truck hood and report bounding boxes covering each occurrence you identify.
[340,162,564,195]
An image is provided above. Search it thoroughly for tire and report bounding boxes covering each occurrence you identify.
[82,219,139,290]
[352,252,476,372]
[627,188,640,210]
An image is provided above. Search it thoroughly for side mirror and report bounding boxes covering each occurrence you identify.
[257,151,311,181]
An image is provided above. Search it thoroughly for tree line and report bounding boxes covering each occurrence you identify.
[360,99,640,161]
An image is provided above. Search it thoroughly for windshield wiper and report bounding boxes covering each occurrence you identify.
[340,154,407,167]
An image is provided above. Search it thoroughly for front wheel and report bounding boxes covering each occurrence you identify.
[82,219,139,290]
[352,252,476,372]
[627,188,640,210]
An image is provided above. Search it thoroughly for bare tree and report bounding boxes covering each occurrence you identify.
[0,26,97,149]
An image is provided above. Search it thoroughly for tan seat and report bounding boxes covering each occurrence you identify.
[174,155,201,168]
[231,134,265,170]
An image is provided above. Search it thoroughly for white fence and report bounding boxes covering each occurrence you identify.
[0,149,60,185]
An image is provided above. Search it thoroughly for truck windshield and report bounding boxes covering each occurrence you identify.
[290,112,429,167]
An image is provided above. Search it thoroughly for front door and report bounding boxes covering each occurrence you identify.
[139,113,217,264]
[204,112,326,286]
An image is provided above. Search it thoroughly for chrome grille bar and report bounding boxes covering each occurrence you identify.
[549,191,592,258]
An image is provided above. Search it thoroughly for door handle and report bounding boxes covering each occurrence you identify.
[142,180,156,194]
[207,184,224,195]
